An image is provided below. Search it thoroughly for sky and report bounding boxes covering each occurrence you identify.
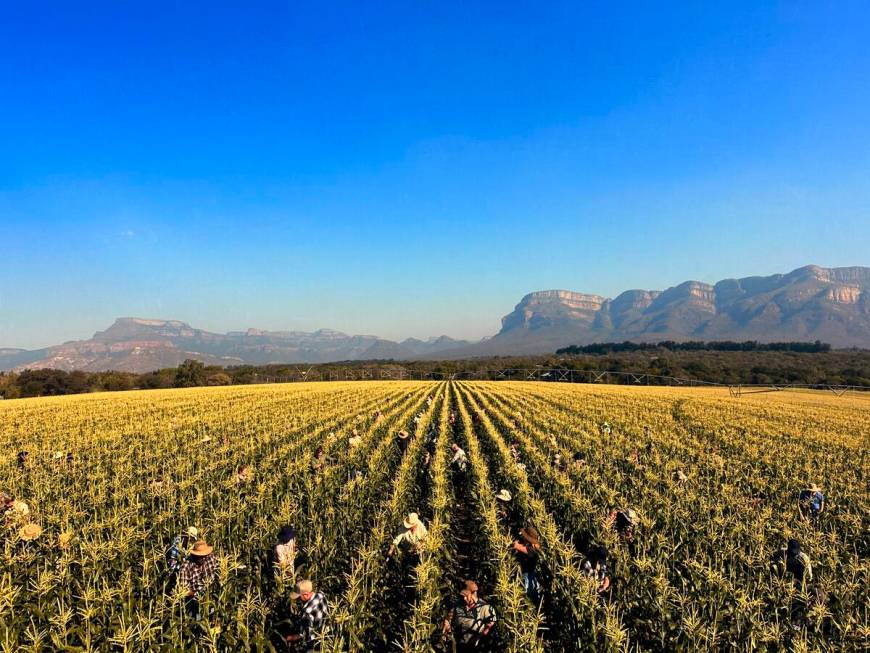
[1,2,869,349]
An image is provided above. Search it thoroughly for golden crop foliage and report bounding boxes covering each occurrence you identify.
[0,381,867,651]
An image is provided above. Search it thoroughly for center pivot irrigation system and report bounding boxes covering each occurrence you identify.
[260,366,868,398]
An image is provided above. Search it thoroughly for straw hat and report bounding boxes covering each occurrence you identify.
[520,526,540,546]
[12,500,29,516]
[289,579,313,600]
[349,435,362,447]
[495,489,512,502]
[398,430,410,439]
[186,526,199,538]
[53,451,64,460]
[403,512,422,529]
[20,523,42,541]
[809,483,821,492]
[190,540,213,556]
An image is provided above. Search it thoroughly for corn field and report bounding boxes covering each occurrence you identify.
[1,381,868,651]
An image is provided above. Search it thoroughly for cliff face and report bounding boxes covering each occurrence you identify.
[492,265,870,351]
[501,291,606,331]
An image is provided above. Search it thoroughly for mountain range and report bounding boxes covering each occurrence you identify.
[1,264,868,372]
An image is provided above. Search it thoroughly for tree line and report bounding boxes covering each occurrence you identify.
[556,340,832,355]
[1,344,868,399]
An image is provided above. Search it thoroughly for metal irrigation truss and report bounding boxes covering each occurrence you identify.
[252,366,869,398]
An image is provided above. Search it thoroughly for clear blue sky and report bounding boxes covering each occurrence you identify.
[2,2,869,349]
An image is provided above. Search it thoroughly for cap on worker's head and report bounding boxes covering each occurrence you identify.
[185,526,199,538]
[278,524,296,542]
[398,430,410,439]
[403,512,422,529]
[290,579,313,599]
[495,489,512,502]
[787,539,801,554]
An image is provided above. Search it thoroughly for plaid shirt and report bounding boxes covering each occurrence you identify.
[451,598,497,644]
[179,555,218,596]
[299,592,329,644]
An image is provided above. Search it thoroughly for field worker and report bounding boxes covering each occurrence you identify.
[495,489,512,523]
[509,442,521,463]
[348,433,362,448]
[312,447,326,473]
[234,464,253,485]
[179,540,219,601]
[270,524,297,578]
[0,493,13,518]
[388,512,428,558]
[798,484,825,522]
[771,539,813,590]
[600,422,612,436]
[16,451,28,470]
[166,526,199,574]
[553,453,566,472]
[375,410,385,425]
[449,411,457,426]
[582,545,611,593]
[442,580,497,652]
[285,579,329,652]
[397,429,411,454]
[451,444,468,474]
[512,527,542,604]
[605,508,637,541]
[4,498,30,526]
[572,451,586,469]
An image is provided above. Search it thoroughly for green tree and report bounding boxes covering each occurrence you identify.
[174,359,206,388]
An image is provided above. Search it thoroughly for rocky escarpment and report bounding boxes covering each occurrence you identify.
[491,265,870,351]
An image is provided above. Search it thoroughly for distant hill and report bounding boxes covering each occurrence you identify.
[0,319,472,373]
[1,264,868,372]
[423,265,870,358]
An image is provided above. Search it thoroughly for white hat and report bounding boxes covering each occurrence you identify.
[186,526,199,538]
[495,489,512,502]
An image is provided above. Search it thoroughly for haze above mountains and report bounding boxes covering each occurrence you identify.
[2,264,868,373]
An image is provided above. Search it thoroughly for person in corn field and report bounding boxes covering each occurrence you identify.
[494,489,512,525]
[798,484,825,522]
[606,508,637,542]
[582,545,611,593]
[771,538,814,627]
[269,524,297,580]
[388,512,428,559]
[16,451,28,470]
[771,539,813,590]
[600,421,611,436]
[234,464,253,485]
[179,540,219,617]
[285,579,329,652]
[572,451,586,469]
[512,526,542,604]
[397,429,411,454]
[165,526,199,577]
[442,580,498,652]
[0,493,13,519]
[450,443,468,483]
